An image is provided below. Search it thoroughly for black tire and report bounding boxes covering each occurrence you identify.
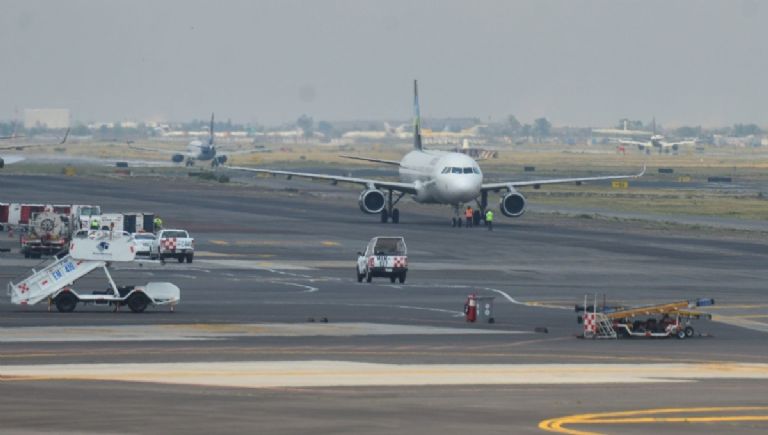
[451,217,457,227]
[389,275,396,283]
[55,292,78,313]
[391,208,400,224]
[398,272,406,284]
[366,272,372,283]
[380,209,389,223]
[177,255,184,263]
[675,329,686,339]
[457,218,463,228]
[127,293,150,313]
[684,326,694,337]
[186,253,194,263]
[356,267,363,283]
[23,250,30,259]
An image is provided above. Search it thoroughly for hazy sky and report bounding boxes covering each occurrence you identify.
[2,0,766,127]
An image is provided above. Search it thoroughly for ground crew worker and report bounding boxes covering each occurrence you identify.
[485,209,494,231]
[89,218,99,231]
[153,216,163,232]
[465,206,473,228]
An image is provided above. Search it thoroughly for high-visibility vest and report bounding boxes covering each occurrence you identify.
[465,209,473,218]
[90,219,99,229]
[154,218,162,226]
[485,211,494,222]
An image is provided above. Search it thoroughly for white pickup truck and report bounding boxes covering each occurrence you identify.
[356,236,408,284]
[151,229,194,263]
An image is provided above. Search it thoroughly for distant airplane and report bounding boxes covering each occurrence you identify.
[619,119,696,154]
[131,113,232,167]
[227,81,644,226]
[0,128,69,168]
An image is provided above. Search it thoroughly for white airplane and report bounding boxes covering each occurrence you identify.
[620,135,696,154]
[0,128,69,169]
[131,113,229,167]
[619,120,696,154]
[227,81,645,226]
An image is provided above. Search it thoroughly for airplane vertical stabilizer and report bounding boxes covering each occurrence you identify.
[209,113,215,145]
[413,80,423,151]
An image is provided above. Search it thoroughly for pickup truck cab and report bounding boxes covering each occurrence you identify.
[356,236,407,283]
[151,229,194,263]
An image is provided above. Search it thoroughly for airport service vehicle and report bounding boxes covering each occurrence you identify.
[7,230,180,313]
[152,229,194,263]
[578,296,713,340]
[356,236,408,283]
[133,232,156,257]
[227,81,644,226]
[20,210,73,258]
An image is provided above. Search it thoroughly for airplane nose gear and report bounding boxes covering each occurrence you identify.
[451,204,463,228]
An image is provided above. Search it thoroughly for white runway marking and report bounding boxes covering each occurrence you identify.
[4,362,768,389]
[0,322,525,343]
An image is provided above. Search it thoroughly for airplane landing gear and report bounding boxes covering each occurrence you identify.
[474,190,488,226]
[381,189,404,224]
[451,204,463,228]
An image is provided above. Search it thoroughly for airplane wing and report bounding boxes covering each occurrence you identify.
[339,155,402,166]
[129,145,182,155]
[660,140,696,148]
[225,165,418,194]
[0,128,69,151]
[618,140,649,147]
[481,165,646,191]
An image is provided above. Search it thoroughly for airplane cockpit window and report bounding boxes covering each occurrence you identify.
[441,167,450,174]
[463,167,473,174]
[472,167,481,174]
[451,167,462,174]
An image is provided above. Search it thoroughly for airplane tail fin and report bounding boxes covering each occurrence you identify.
[413,80,423,151]
[209,113,215,145]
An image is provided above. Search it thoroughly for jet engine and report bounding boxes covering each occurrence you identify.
[171,154,185,163]
[216,155,228,164]
[358,189,386,214]
[500,190,526,217]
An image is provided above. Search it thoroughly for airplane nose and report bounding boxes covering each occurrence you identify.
[448,175,481,202]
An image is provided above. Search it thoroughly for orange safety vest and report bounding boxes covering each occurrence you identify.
[465,209,473,218]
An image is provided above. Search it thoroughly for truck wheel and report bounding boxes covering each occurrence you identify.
[684,326,695,337]
[356,267,363,283]
[177,255,184,263]
[389,275,396,283]
[675,329,687,339]
[55,292,78,313]
[186,253,194,264]
[127,293,150,313]
[366,272,372,283]
[398,272,406,284]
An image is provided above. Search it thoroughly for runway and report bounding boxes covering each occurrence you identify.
[1,172,767,434]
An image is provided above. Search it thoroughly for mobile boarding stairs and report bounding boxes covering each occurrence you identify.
[7,229,180,313]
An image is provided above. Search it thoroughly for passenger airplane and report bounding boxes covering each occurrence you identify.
[227,81,645,226]
[620,135,696,154]
[619,119,696,154]
[132,113,229,167]
[0,128,69,169]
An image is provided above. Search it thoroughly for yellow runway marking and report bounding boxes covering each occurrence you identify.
[208,240,229,246]
[539,406,768,435]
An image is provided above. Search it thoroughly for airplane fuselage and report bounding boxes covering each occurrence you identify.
[398,150,482,204]
[187,140,216,161]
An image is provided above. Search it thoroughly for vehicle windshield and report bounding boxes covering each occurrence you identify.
[373,238,406,255]
[134,234,155,240]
